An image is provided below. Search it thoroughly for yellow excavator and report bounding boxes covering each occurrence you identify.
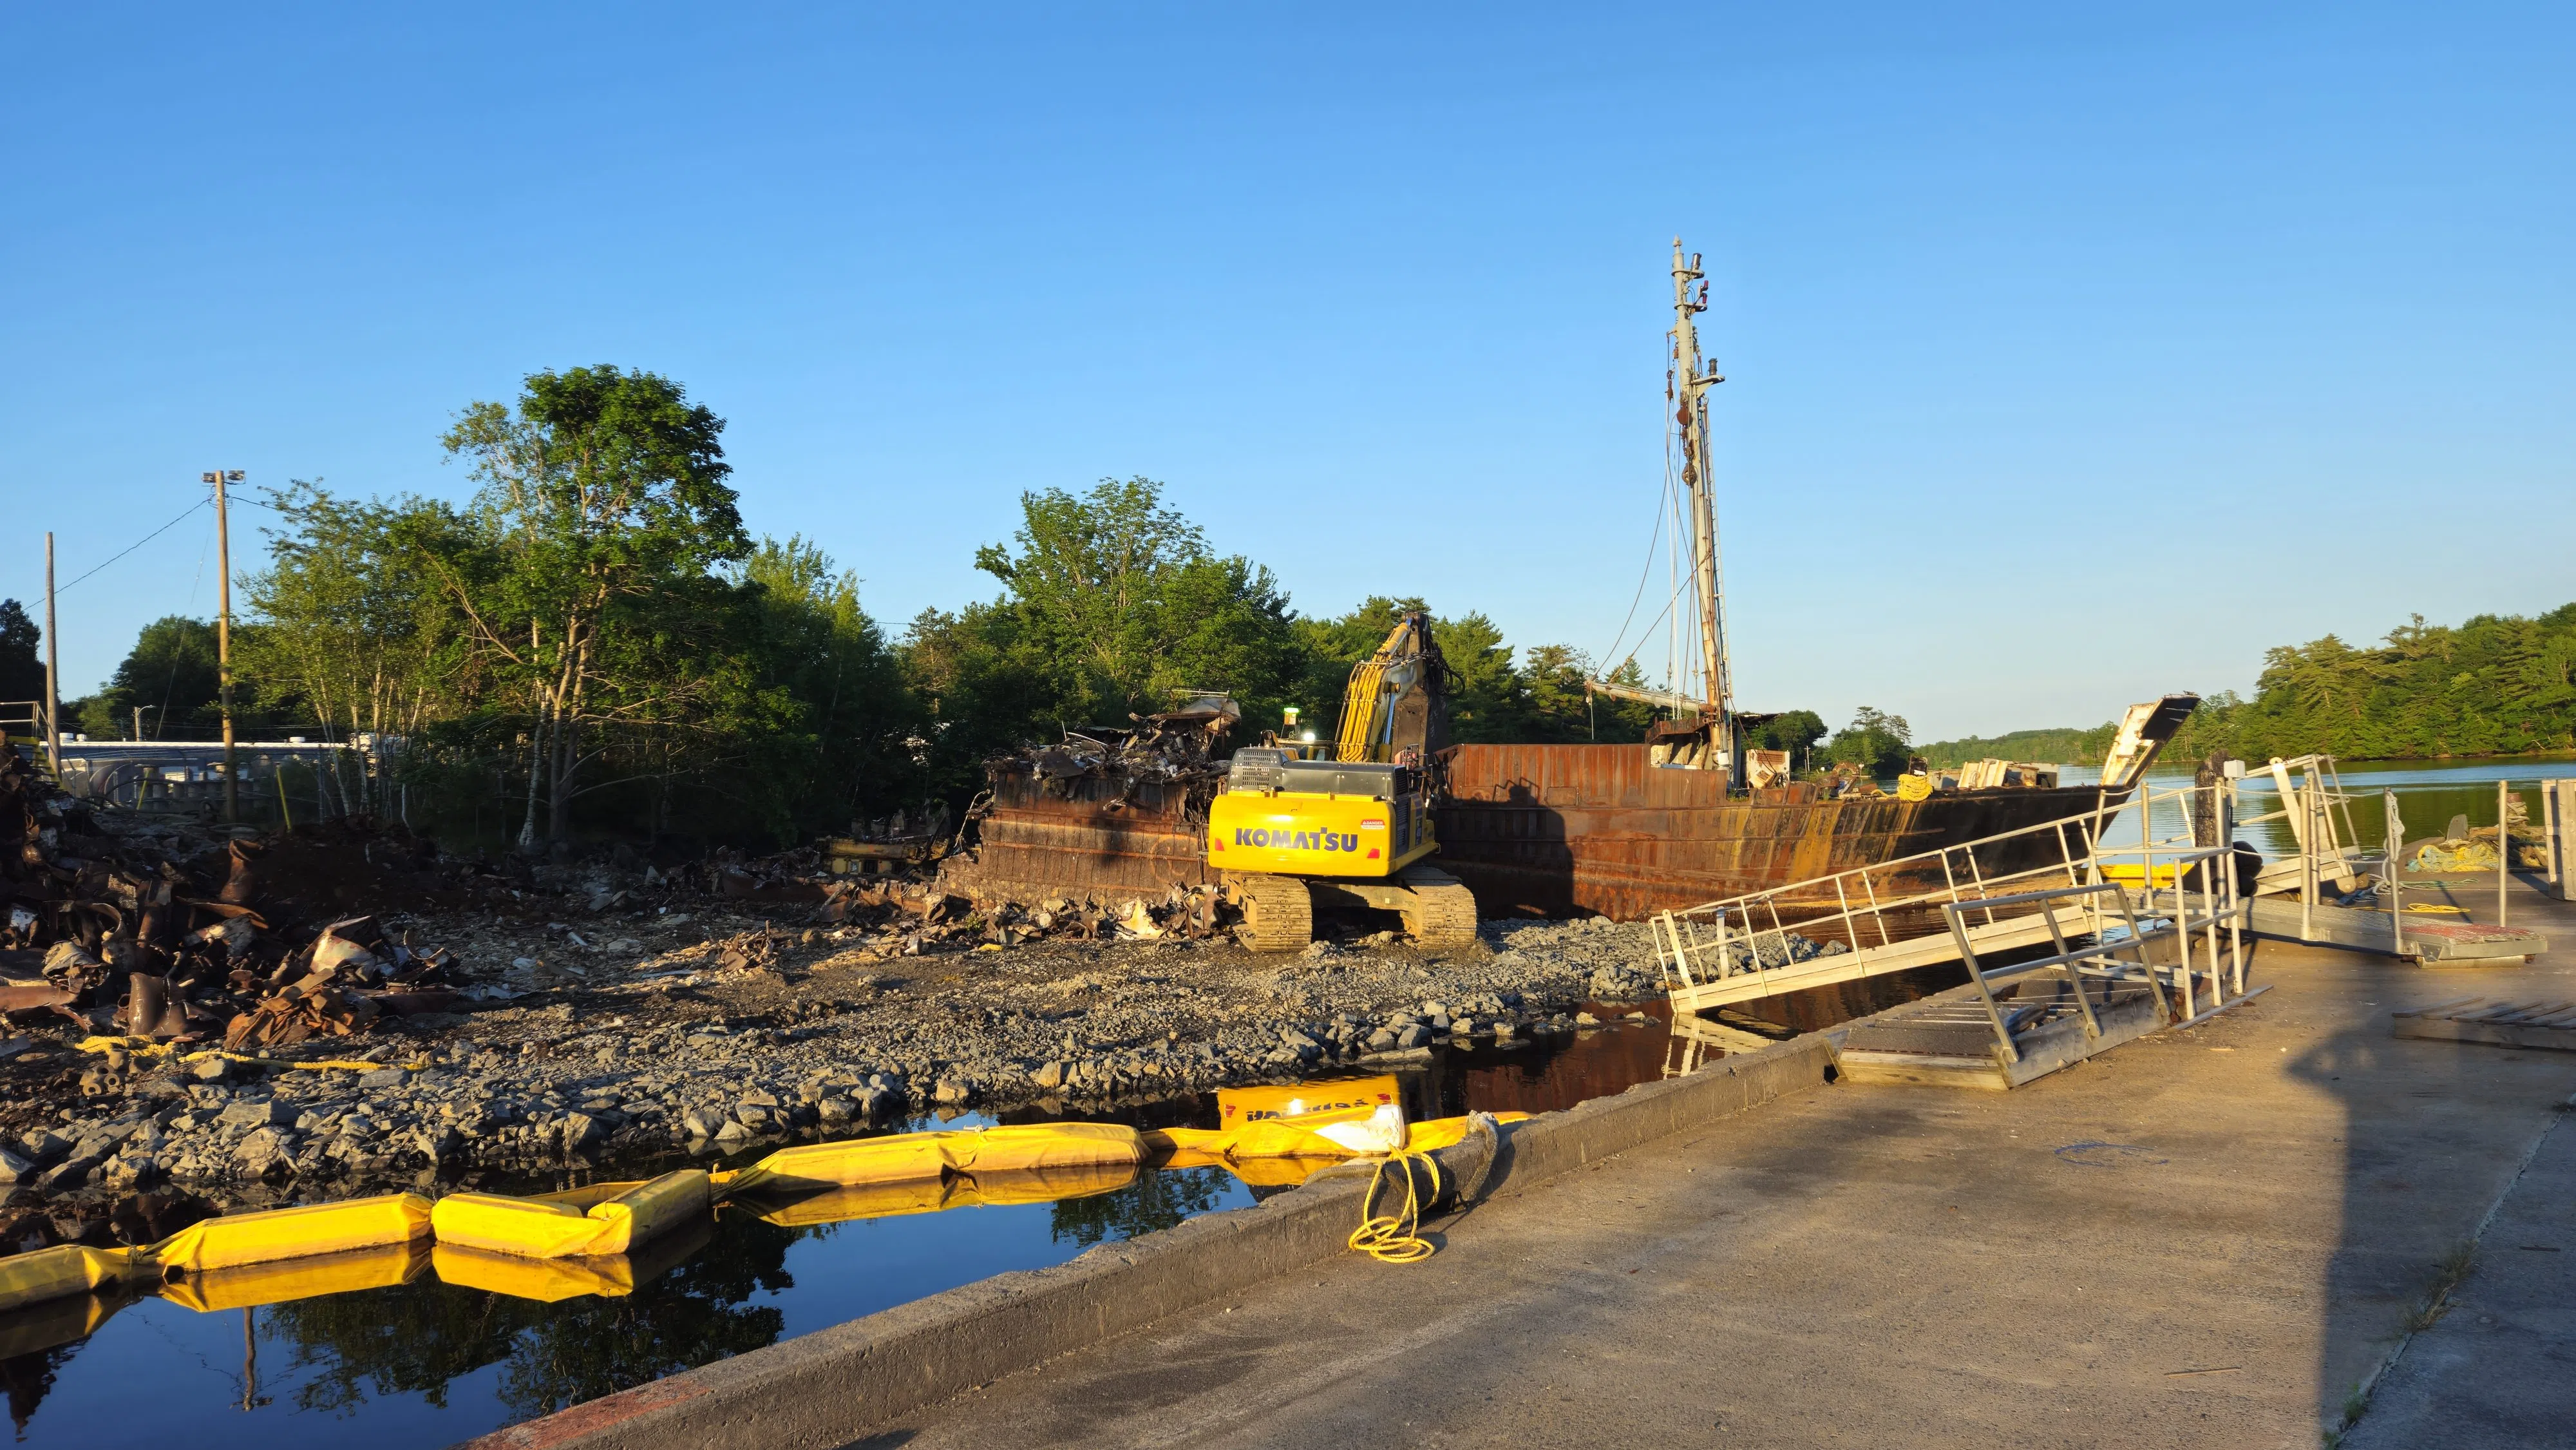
[1207,611,1481,951]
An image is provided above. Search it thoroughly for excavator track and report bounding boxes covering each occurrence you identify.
[1229,873,1315,952]
[1396,867,1481,949]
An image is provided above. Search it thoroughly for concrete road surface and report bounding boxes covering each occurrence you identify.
[859,885,2576,1450]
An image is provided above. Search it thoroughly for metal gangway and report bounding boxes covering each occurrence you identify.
[1651,780,2250,1019]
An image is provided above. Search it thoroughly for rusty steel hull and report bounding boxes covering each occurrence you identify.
[1436,743,2123,921]
[939,767,1220,906]
[942,743,2126,921]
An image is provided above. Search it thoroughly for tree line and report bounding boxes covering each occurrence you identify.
[12,368,1714,849]
[1917,604,2576,768]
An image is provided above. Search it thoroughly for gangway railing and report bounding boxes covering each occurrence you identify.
[1947,845,2249,1054]
[1653,781,2248,1016]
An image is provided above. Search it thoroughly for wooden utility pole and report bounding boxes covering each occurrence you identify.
[42,533,61,779]
[205,470,242,823]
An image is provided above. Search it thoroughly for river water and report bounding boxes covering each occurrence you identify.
[2069,753,2575,861]
[6,1016,1687,1450]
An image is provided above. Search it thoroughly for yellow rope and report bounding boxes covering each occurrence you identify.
[1349,1150,1443,1264]
[75,1036,428,1073]
[2404,903,2470,915]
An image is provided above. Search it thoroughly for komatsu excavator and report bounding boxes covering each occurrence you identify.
[1208,611,1481,951]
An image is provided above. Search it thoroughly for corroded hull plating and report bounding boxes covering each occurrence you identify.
[940,765,1221,906]
[1435,743,2123,921]
[943,744,2126,922]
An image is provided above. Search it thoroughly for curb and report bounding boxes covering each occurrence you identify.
[460,1033,1837,1450]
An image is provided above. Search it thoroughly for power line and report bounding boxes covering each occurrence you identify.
[55,495,213,594]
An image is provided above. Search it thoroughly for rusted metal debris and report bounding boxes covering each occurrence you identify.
[937,713,1238,910]
[0,742,464,1054]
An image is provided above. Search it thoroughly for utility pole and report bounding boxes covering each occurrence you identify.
[204,470,243,823]
[42,533,61,779]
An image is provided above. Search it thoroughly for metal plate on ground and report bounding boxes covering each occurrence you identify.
[2391,998,2576,1052]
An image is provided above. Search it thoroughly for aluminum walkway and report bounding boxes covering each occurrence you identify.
[1653,779,2249,1016]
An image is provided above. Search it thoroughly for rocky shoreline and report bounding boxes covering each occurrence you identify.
[0,913,1668,1237]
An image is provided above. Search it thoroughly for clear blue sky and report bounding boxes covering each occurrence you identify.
[5,4,2568,741]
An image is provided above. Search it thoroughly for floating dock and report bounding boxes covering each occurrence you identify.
[2244,897,2546,965]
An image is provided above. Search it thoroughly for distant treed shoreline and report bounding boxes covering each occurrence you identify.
[1919,603,2576,767]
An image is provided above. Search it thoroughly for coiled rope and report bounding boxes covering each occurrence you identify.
[1349,1150,1444,1264]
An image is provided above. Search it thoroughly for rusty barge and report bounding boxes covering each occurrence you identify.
[940,714,2186,926]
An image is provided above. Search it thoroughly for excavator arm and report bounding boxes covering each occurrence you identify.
[1332,612,1449,764]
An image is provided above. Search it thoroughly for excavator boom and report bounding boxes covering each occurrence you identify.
[1332,612,1449,763]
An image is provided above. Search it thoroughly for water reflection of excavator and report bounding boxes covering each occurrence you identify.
[1208,611,1480,951]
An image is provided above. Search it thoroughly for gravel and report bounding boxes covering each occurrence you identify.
[0,913,1671,1218]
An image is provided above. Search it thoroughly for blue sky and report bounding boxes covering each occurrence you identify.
[5,5,2569,741]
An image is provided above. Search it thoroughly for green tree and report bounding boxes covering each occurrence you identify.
[0,600,41,707]
[964,477,1298,724]
[68,615,224,739]
[1748,709,1828,762]
[1824,705,1913,776]
[436,365,750,846]
[1520,644,1658,743]
[706,535,922,839]
[907,479,1301,789]
[240,482,469,816]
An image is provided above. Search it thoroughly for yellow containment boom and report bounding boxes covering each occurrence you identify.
[155,1192,433,1275]
[430,1170,712,1261]
[714,1121,1146,1199]
[0,1112,1519,1320]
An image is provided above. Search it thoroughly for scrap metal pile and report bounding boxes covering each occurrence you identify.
[938,701,1242,910]
[0,743,469,1071]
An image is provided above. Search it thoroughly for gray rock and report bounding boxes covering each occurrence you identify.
[234,1127,296,1174]
[713,1119,753,1145]
[358,1069,409,1090]
[564,1113,607,1150]
[0,1145,32,1184]
[35,1154,103,1191]
[219,1098,291,1129]
[17,1130,68,1166]
[1396,1023,1430,1049]
[737,1088,780,1108]
[817,1096,857,1125]
[732,1103,776,1131]
[1365,1028,1398,1052]
[1032,1061,1066,1089]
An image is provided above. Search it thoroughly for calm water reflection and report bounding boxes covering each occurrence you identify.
[7,1135,1255,1450]
[7,1011,1736,1450]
